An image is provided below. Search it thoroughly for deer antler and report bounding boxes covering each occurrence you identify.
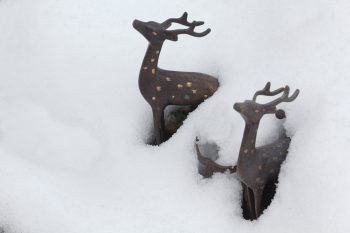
[162,12,211,37]
[264,85,300,107]
[253,82,285,102]
[162,12,204,28]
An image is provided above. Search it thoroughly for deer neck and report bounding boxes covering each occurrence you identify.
[139,42,163,80]
[238,122,259,157]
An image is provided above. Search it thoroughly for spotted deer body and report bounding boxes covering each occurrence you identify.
[236,118,291,220]
[194,82,299,220]
[233,82,299,219]
[133,13,219,145]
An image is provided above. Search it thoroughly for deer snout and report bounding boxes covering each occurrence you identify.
[133,19,143,31]
[233,103,242,112]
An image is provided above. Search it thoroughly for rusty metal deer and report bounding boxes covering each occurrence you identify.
[234,82,299,219]
[133,12,219,145]
[194,82,299,220]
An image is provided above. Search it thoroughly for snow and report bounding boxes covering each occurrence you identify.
[0,0,349,232]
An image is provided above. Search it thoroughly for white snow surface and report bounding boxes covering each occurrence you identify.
[0,0,349,232]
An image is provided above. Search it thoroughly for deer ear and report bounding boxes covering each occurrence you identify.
[275,109,286,119]
[164,31,178,41]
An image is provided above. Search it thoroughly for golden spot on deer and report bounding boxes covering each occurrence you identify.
[172,96,175,99]
[165,77,171,81]
[150,58,155,63]
[152,32,157,36]
[204,95,208,98]
[177,84,183,88]
[156,50,160,54]
[258,165,262,170]
[186,82,192,87]
[244,149,248,154]
[156,86,161,92]
[184,94,190,100]
[255,109,260,113]
[143,66,148,70]
[152,97,156,100]
[192,89,197,94]
[151,69,156,75]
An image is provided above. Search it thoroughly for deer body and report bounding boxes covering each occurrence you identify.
[233,83,299,219]
[138,43,218,106]
[194,82,299,220]
[134,13,219,145]
[237,124,290,188]
[237,123,291,219]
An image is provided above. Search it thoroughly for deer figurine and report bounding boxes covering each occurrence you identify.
[133,12,219,145]
[233,82,299,219]
[194,82,299,220]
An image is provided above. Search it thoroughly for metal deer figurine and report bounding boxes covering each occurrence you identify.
[133,12,219,145]
[234,82,299,219]
[195,82,299,220]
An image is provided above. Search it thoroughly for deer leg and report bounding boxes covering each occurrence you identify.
[253,188,264,218]
[243,184,256,220]
[152,106,166,145]
[241,183,249,219]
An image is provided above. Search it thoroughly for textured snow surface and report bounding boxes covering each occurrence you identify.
[0,0,349,232]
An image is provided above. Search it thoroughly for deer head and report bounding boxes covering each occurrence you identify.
[132,12,211,44]
[233,82,299,124]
